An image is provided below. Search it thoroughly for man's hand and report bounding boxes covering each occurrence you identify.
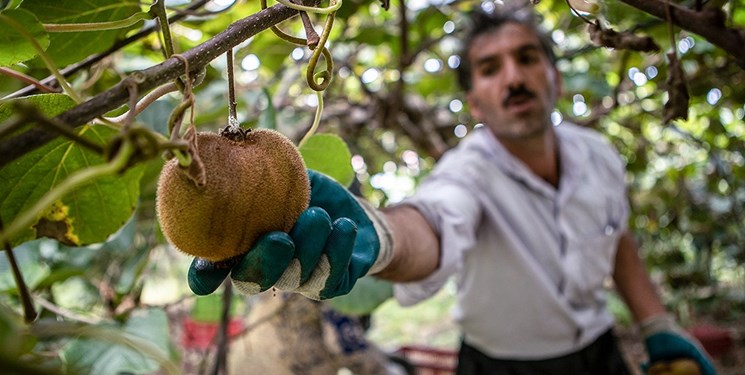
[642,314,717,375]
[187,170,393,300]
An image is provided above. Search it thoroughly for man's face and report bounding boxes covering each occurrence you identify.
[466,22,561,140]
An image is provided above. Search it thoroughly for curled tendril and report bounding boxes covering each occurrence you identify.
[261,0,338,91]
[168,99,194,140]
[167,54,196,140]
[307,14,334,91]
[274,0,342,14]
[122,79,140,130]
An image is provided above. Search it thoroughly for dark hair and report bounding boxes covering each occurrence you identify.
[456,7,557,92]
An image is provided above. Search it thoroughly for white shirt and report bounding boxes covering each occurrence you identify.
[394,122,629,359]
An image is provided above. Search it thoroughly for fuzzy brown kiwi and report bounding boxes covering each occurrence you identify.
[156,128,310,262]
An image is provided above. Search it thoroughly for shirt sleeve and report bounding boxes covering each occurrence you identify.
[392,176,482,306]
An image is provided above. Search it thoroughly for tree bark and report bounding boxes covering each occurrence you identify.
[619,0,745,67]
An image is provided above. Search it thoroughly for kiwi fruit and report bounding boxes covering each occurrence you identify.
[647,359,700,375]
[156,128,310,262]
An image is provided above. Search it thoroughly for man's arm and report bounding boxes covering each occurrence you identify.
[374,205,441,282]
[613,230,717,374]
[612,230,666,322]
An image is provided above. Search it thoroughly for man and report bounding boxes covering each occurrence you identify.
[187,7,716,375]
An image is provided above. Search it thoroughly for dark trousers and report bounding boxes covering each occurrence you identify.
[456,329,631,375]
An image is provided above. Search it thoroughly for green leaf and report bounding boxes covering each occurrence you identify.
[0,93,76,124]
[62,308,172,375]
[190,293,244,323]
[19,0,142,66]
[299,133,355,187]
[326,276,393,316]
[0,124,143,246]
[0,9,49,66]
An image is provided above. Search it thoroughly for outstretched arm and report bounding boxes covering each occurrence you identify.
[374,205,441,282]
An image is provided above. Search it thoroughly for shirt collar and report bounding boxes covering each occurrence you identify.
[467,123,590,198]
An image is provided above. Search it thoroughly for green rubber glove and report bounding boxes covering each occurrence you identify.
[641,314,717,375]
[187,170,393,300]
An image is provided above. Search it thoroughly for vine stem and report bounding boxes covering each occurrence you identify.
[0,67,58,93]
[0,14,83,103]
[152,0,177,59]
[298,90,323,148]
[211,280,233,375]
[226,49,239,129]
[1,225,37,323]
[103,82,179,125]
[664,0,676,50]
[13,104,106,154]
[564,0,595,25]
[0,140,134,246]
[43,12,153,32]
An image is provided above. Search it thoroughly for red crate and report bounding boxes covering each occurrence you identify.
[181,317,244,350]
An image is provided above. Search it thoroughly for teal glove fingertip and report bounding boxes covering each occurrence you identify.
[290,207,333,284]
[188,258,231,296]
[319,217,358,299]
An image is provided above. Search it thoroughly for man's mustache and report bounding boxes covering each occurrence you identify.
[503,86,535,106]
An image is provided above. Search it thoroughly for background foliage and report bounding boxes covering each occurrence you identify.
[0,0,743,373]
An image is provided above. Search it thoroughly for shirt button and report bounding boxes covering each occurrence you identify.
[604,225,615,236]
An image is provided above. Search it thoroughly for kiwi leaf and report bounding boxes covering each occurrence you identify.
[19,0,142,67]
[61,308,171,375]
[326,276,393,316]
[299,133,355,187]
[0,9,49,67]
[0,124,143,247]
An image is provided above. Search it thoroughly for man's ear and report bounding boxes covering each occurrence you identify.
[466,91,483,121]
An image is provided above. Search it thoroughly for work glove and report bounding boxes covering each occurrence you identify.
[641,314,717,375]
[187,169,394,300]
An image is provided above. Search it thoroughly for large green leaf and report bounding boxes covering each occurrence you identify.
[299,133,354,187]
[0,9,49,66]
[62,308,172,375]
[0,124,143,247]
[19,0,142,66]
